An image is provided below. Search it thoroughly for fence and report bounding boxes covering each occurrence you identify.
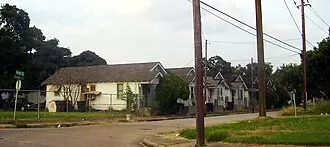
[0,89,148,120]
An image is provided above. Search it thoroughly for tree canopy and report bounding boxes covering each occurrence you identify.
[0,4,107,89]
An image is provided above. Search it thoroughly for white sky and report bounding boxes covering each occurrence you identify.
[2,0,330,69]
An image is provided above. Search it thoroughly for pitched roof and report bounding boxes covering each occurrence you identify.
[243,77,258,89]
[222,74,239,83]
[42,62,164,85]
[205,76,219,87]
[166,67,195,83]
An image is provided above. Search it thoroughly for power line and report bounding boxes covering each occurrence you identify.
[187,0,301,54]
[308,6,330,27]
[187,53,299,64]
[287,0,315,49]
[284,0,302,34]
[199,0,301,51]
[306,14,329,35]
[209,38,301,44]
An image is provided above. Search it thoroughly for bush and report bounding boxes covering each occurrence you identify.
[311,101,330,114]
[278,106,305,116]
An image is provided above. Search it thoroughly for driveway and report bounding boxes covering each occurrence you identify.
[0,112,278,147]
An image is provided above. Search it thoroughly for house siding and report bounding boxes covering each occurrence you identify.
[46,82,141,111]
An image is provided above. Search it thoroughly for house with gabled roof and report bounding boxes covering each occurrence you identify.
[42,62,167,111]
[180,70,250,112]
[221,74,249,109]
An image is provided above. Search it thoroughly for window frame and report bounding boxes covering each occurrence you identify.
[90,85,96,91]
[117,83,124,99]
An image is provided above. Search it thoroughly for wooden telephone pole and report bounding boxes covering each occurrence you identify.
[255,0,266,117]
[192,0,205,146]
[300,0,308,110]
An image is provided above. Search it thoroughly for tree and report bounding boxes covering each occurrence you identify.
[272,63,303,105]
[244,62,273,78]
[69,50,107,67]
[204,56,232,77]
[0,4,30,88]
[123,85,137,114]
[156,74,189,114]
[306,37,330,99]
[232,64,246,76]
[23,39,72,89]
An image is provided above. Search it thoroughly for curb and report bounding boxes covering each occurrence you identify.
[136,113,226,122]
[141,138,161,147]
[0,122,97,129]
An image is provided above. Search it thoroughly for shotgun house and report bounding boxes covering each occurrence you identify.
[42,62,167,111]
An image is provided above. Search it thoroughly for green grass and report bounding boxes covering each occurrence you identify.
[0,110,126,124]
[180,116,330,145]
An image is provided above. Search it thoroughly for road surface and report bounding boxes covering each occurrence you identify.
[0,112,278,147]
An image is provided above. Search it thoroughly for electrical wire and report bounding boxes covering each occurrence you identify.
[284,0,302,35]
[306,15,329,35]
[187,0,301,54]
[308,6,330,27]
[209,38,301,44]
[199,0,301,51]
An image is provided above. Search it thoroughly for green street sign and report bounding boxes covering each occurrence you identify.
[14,70,24,80]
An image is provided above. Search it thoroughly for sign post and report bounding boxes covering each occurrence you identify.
[13,70,24,121]
[13,80,21,120]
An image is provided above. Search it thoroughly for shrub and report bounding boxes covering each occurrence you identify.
[311,101,330,114]
[278,106,305,116]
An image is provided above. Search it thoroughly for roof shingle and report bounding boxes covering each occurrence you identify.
[42,62,162,85]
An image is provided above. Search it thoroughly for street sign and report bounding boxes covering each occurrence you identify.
[15,80,21,90]
[14,70,24,80]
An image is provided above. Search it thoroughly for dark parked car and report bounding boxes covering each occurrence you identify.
[3,97,36,111]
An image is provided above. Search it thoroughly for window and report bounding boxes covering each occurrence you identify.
[117,84,124,99]
[54,91,60,96]
[54,87,61,96]
[220,88,223,97]
[90,85,96,91]
[190,87,195,100]
[239,90,243,100]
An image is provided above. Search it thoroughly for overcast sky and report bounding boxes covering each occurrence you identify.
[2,0,330,69]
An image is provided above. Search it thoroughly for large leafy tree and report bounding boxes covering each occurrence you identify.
[204,55,232,77]
[272,63,302,104]
[0,4,107,89]
[307,37,330,99]
[0,4,30,88]
[69,50,107,67]
[156,74,189,114]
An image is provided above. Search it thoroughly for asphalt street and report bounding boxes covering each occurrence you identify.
[0,112,278,147]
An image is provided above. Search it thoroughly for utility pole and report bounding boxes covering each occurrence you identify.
[251,58,255,113]
[204,39,208,115]
[255,0,266,117]
[192,0,205,146]
[300,0,308,110]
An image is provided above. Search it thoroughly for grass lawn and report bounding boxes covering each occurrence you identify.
[0,110,126,124]
[180,116,330,145]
